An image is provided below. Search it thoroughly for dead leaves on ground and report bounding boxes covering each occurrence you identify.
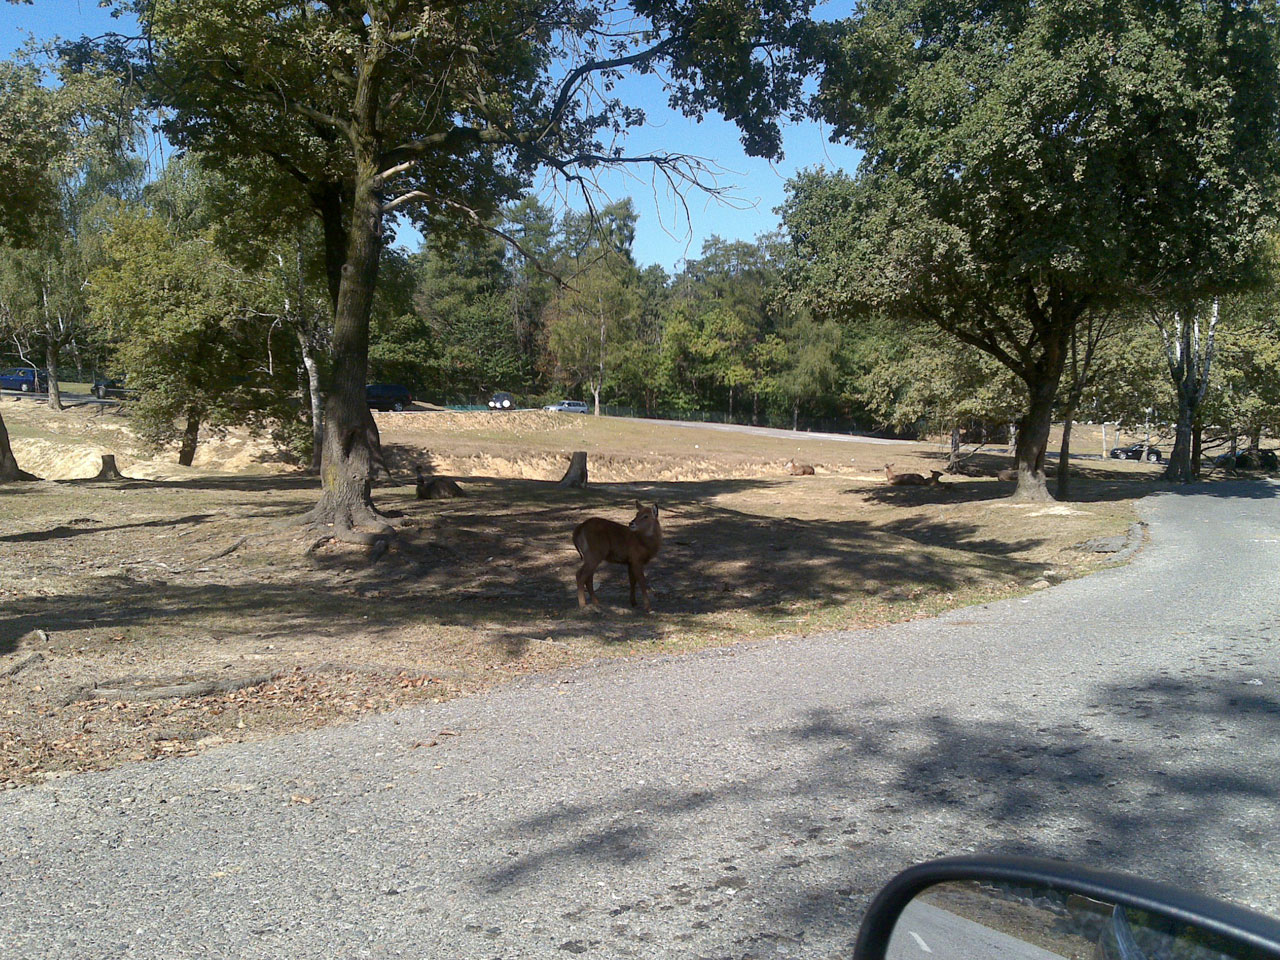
[0,667,459,787]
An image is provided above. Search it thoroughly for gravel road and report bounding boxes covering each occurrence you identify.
[3,481,1278,959]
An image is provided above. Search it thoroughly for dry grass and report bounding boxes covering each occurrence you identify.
[0,399,1165,785]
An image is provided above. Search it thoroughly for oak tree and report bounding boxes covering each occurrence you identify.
[113,0,815,542]
[793,0,1280,499]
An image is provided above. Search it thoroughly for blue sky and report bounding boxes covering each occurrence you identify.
[1,0,861,272]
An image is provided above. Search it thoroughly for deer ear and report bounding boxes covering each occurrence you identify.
[651,504,659,517]
[635,499,642,510]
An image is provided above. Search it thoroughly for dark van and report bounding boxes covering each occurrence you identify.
[366,383,413,411]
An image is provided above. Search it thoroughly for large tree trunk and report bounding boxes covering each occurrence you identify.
[298,330,324,473]
[45,342,63,412]
[0,411,38,482]
[1192,416,1204,478]
[310,170,391,542]
[1166,393,1195,481]
[1159,301,1217,484]
[1011,378,1058,501]
[178,408,201,467]
[1056,414,1075,499]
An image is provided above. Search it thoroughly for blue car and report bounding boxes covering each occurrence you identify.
[0,367,47,393]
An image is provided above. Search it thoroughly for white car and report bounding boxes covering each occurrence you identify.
[544,400,589,413]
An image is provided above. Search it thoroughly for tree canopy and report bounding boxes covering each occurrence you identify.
[789,0,1280,497]
[97,0,817,538]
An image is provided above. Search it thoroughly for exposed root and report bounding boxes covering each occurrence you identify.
[198,536,250,563]
[0,466,41,483]
[0,651,45,679]
[83,670,280,703]
[331,519,388,547]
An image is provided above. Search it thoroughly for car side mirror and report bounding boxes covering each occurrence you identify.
[855,856,1280,960]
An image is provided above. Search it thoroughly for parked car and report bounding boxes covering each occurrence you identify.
[366,383,413,411]
[544,399,589,414]
[92,377,136,400]
[1110,442,1162,462]
[0,366,47,393]
[488,391,515,410]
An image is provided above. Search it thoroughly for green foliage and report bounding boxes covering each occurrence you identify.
[88,204,300,457]
[545,257,639,409]
[406,234,527,400]
[774,312,842,419]
[0,60,62,244]
[0,41,142,243]
[844,316,1020,434]
[810,0,1280,311]
[1205,285,1280,440]
[1071,317,1172,430]
[786,1,1280,489]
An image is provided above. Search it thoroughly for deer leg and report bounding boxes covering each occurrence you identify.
[628,564,639,607]
[577,562,596,607]
[631,561,651,613]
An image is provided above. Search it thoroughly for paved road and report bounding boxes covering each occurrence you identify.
[609,415,918,447]
[887,901,1068,960]
[3,482,1278,959]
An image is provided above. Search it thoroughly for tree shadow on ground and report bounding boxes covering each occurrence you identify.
[466,670,1280,955]
[906,452,1279,505]
[1,476,1047,661]
[858,472,1166,507]
[0,472,321,499]
[0,513,217,544]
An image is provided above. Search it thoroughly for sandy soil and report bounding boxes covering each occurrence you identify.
[1,398,1163,785]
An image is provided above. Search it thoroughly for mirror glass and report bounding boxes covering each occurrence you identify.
[885,880,1263,960]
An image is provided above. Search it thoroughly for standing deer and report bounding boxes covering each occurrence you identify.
[573,501,662,612]
[785,459,815,475]
[884,463,943,486]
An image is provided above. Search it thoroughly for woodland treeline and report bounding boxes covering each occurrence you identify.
[3,1,1280,508]
[5,142,1279,470]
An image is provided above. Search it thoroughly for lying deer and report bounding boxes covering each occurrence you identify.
[416,468,465,499]
[785,459,815,476]
[573,501,662,612]
[884,463,943,486]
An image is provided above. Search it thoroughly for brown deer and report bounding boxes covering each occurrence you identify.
[785,459,815,475]
[416,468,465,499]
[573,501,662,612]
[884,463,943,486]
[996,467,1018,482]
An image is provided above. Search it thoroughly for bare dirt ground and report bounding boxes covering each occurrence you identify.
[1,398,1165,786]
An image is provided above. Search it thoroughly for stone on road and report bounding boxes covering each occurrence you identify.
[2,483,1278,959]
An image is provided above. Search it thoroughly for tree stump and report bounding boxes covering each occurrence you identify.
[558,451,588,488]
[92,454,127,481]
